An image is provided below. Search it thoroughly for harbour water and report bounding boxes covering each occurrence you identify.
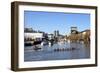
[24,42,90,61]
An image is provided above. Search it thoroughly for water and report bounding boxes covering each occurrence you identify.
[24,42,90,61]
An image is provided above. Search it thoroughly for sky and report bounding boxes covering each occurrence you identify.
[24,11,90,35]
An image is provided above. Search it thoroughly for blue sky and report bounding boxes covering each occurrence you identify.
[24,11,90,35]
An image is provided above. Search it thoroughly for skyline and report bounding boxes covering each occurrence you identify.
[24,11,90,35]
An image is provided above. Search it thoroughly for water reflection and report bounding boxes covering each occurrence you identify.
[24,42,90,61]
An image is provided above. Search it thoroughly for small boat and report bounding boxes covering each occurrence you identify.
[67,40,71,43]
[41,41,48,46]
[48,42,52,47]
[33,44,42,51]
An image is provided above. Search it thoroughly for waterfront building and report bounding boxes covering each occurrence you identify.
[80,30,90,43]
[68,27,90,43]
[24,28,44,41]
[47,34,54,40]
[24,32,44,40]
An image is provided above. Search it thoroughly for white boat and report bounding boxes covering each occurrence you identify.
[67,40,71,43]
[48,42,52,47]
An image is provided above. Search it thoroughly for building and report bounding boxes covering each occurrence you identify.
[54,30,59,37]
[71,27,78,34]
[68,27,90,43]
[47,34,54,40]
[24,28,44,41]
[80,30,90,43]
[24,32,44,40]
